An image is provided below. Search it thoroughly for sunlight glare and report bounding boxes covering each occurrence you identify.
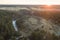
[46,4,52,6]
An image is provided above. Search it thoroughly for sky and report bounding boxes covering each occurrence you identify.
[0,0,60,5]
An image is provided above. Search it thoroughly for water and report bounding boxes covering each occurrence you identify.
[12,20,19,40]
[12,20,18,31]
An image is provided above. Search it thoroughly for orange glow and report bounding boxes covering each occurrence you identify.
[44,5,52,9]
[38,5,54,11]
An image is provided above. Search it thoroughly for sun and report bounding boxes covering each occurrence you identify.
[46,4,51,6]
[44,4,52,9]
